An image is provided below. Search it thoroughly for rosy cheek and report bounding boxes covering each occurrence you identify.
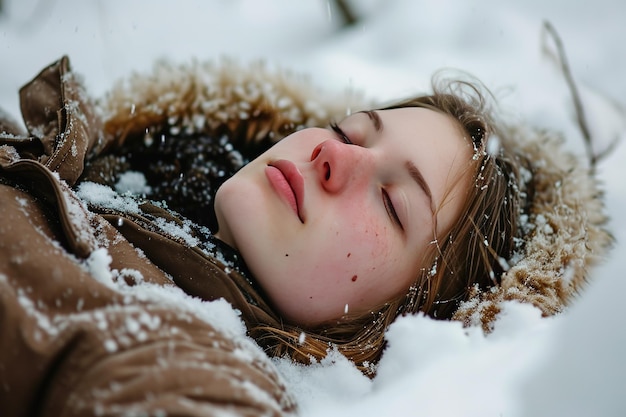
[339,214,394,284]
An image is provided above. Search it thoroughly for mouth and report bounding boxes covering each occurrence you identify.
[265,160,305,223]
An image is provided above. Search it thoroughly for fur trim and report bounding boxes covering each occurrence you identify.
[453,128,613,331]
[100,58,366,148]
[98,59,612,332]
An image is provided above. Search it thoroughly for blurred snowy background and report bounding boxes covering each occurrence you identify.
[1,1,625,416]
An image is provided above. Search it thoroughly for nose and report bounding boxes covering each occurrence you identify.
[310,139,372,193]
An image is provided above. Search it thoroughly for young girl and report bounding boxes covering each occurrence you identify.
[211,85,526,372]
[88,57,610,373]
[0,56,611,415]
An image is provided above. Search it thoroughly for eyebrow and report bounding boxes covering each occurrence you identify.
[363,110,435,214]
[363,110,382,131]
[406,161,434,214]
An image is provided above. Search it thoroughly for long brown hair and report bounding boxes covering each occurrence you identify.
[250,76,530,376]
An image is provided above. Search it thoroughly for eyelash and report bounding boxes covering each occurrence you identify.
[330,122,353,145]
[382,189,403,230]
[330,122,404,230]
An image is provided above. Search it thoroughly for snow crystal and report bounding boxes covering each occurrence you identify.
[137,311,161,331]
[85,248,114,286]
[15,196,29,208]
[429,259,437,276]
[497,256,511,272]
[16,288,60,337]
[104,339,118,353]
[153,217,199,247]
[143,130,154,146]
[76,182,140,214]
[124,317,140,334]
[559,263,577,286]
[543,223,554,235]
[118,268,144,285]
[94,311,108,331]
[114,171,152,196]
[277,97,292,109]
[535,213,547,226]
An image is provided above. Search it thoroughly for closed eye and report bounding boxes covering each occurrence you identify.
[331,121,401,229]
[330,122,353,145]
[382,189,403,230]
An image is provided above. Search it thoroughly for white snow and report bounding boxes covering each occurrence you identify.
[115,171,152,196]
[76,181,141,214]
[84,247,115,286]
[1,1,625,416]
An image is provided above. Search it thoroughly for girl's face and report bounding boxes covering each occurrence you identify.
[215,107,472,327]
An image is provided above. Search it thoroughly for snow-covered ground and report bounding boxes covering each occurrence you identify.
[1,1,625,416]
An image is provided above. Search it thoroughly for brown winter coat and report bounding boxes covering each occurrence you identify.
[0,57,299,417]
[0,54,612,416]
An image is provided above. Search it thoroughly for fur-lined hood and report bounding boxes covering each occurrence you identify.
[98,58,613,331]
[455,126,613,329]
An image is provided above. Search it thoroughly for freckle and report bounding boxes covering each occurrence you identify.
[351,275,358,282]
[347,253,351,258]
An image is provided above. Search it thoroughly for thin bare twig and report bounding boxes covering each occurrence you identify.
[541,21,597,169]
[333,0,359,27]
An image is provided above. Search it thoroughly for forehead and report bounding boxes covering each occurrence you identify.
[392,106,467,165]
[377,106,466,143]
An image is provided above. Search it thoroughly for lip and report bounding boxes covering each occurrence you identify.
[265,160,305,223]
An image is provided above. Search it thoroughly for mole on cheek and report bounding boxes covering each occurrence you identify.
[351,275,358,282]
